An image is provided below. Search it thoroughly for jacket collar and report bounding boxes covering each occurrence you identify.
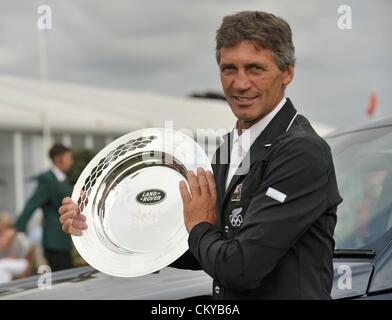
[214,98,298,205]
[51,165,67,182]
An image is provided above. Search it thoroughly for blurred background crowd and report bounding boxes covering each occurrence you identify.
[0,143,93,283]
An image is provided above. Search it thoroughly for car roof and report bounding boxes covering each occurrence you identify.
[326,116,392,138]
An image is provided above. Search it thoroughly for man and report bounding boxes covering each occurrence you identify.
[15,144,74,272]
[59,11,342,299]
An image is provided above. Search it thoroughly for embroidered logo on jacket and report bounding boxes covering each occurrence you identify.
[229,207,243,227]
[231,183,243,202]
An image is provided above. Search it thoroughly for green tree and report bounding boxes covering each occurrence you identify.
[67,149,96,186]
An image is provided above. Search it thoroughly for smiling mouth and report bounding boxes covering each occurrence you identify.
[233,95,259,102]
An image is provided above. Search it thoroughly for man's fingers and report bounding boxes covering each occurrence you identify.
[59,195,88,235]
[70,223,82,236]
[59,211,76,225]
[72,219,88,230]
[75,214,86,222]
[58,203,77,215]
[62,217,85,236]
[197,168,210,199]
[62,197,73,205]
[187,170,201,197]
[62,220,72,234]
[60,210,87,225]
[179,181,192,204]
[205,170,217,200]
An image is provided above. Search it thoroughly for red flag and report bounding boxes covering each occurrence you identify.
[367,91,378,117]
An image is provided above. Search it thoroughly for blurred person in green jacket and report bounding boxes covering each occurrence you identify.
[15,143,74,272]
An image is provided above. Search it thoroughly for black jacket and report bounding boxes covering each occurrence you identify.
[172,99,343,299]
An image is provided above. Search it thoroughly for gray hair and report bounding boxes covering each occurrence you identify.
[215,11,296,71]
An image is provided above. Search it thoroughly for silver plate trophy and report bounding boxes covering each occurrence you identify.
[71,128,212,277]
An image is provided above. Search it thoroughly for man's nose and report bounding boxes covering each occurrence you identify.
[232,71,252,91]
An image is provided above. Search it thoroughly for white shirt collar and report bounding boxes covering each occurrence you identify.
[225,96,287,190]
[232,96,287,155]
[51,165,66,182]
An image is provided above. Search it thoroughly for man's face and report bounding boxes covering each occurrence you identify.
[55,151,74,173]
[219,40,294,129]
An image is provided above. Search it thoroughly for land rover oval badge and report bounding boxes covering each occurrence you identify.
[136,189,166,205]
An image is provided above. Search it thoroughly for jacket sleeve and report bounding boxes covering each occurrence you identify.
[15,178,50,233]
[169,250,202,270]
[188,136,331,292]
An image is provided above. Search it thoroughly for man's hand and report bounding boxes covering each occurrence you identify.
[179,168,217,233]
[58,197,88,236]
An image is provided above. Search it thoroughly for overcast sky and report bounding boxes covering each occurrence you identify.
[0,0,391,127]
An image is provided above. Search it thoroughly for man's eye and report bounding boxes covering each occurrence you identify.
[221,66,235,73]
[250,65,263,72]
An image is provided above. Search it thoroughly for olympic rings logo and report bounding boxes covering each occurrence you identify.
[229,214,243,227]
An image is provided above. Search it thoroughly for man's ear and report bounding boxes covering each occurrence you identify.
[282,65,294,87]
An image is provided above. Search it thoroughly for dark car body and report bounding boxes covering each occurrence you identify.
[1,117,392,300]
[326,117,392,300]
